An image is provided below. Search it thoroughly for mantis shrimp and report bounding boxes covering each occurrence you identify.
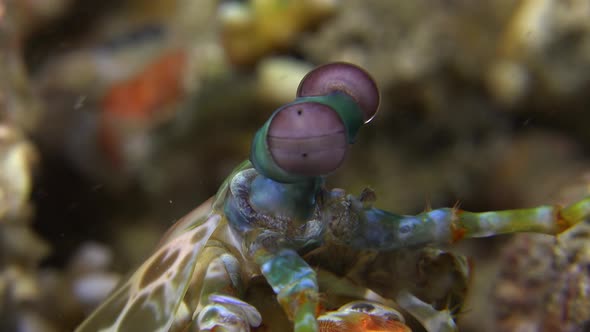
[76,62,590,332]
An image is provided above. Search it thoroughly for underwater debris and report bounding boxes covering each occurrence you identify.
[494,222,590,332]
[489,0,590,105]
[494,175,590,332]
[0,125,37,222]
[219,0,337,66]
[0,124,51,331]
[256,57,313,105]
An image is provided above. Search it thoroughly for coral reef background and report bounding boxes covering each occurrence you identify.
[1,0,590,331]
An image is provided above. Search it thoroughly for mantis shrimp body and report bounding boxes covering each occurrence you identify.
[76,63,590,332]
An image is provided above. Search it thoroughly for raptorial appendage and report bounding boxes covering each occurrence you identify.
[325,188,590,250]
[193,241,261,332]
[256,249,320,332]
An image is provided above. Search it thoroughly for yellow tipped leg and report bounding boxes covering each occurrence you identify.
[257,249,320,332]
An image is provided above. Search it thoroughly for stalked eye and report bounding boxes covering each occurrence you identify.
[267,102,347,176]
[349,302,375,312]
[296,62,380,123]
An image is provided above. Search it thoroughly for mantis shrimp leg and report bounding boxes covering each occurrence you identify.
[327,190,590,250]
[395,290,457,332]
[192,241,261,332]
[255,248,320,332]
[318,249,467,332]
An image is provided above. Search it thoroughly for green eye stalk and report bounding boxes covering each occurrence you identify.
[240,63,380,236]
[76,62,590,332]
[250,62,380,184]
[225,63,383,332]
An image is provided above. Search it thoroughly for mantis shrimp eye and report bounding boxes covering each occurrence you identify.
[296,62,380,123]
[349,302,376,312]
[267,102,347,176]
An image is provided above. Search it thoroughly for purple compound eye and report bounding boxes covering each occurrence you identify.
[267,102,347,176]
[296,62,380,123]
